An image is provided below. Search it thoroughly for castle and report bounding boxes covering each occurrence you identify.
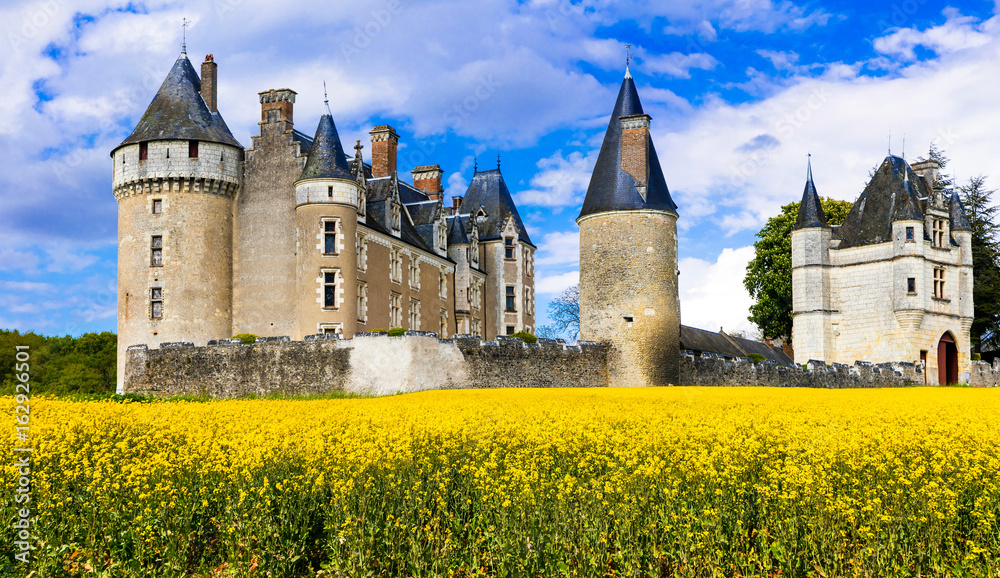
[791,155,974,384]
[112,50,535,390]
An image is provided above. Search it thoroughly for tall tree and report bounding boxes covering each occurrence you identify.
[744,197,852,341]
[546,284,580,340]
[959,175,1000,351]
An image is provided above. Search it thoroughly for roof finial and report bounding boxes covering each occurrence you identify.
[181,18,190,54]
[497,149,501,170]
[888,129,891,156]
[807,153,813,182]
[323,81,331,114]
[474,155,477,173]
[901,133,906,160]
[625,43,633,78]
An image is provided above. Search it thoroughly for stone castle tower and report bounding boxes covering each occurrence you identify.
[578,66,680,386]
[791,155,974,384]
[111,51,243,390]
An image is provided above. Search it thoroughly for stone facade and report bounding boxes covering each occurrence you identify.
[791,156,974,385]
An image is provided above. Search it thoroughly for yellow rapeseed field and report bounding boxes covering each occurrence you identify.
[2,387,999,577]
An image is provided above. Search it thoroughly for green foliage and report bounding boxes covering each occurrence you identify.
[0,330,117,396]
[972,353,982,361]
[744,197,852,341]
[510,330,538,344]
[232,333,258,344]
[747,353,767,364]
[959,175,1000,352]
[388,328,407,337]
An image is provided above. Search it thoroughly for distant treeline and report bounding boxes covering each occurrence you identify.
[1,330,116,395]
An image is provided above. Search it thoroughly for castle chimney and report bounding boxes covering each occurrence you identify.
[412,164,444,199]
[201,54,218,113]
[452,195,463,215]
[620,113,651,200]
[911,158,941,189]
[369,125,399,178]
[259,88,296,124]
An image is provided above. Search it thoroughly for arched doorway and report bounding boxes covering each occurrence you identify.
[937,333,958,385]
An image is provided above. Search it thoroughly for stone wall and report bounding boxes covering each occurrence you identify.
[970,360,1000,387]
[681,352,924,388]
[124,334,610,397]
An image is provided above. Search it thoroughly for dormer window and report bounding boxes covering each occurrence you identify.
[932,218,946,247]
[438,222,448,251]
[504,237,515,260]
[470,230,479,267]
[391,202,401,234]
[358,192,366,217]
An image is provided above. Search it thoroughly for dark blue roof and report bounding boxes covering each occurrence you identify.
[837,155,925,248]
[950,190,972,231]
[794,158,827,229]
[117,51,241,150]
[298,112,353,181]
[579,70,676,219]
[456,168,533,245]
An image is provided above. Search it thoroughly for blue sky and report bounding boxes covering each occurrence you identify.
[2,0,1000,338]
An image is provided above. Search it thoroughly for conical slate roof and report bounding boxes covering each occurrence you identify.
[837,155,924,248]
[117,51,241,149]
[579,67,677,219]
[794,157,827,229]
[457,168,533,245]
[950,190,972,231]
[298,111,353,181]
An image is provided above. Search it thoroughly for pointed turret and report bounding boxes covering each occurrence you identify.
[950,190,972,231]
[117,51,241,149]
[299,107,353,181]
[457,167,532,245]
[794,157,827,229]
[579,68,676,219]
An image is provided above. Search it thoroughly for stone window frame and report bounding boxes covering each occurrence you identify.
[321,217,341,256]
[356,233,368,272]
[933,267,946,299]
[150,235,163,267]
[932,218,947,248]
[471,280,482,311]
[318,322,343,336]
[504,237,515,260]
[470,229,479,267]
[506,325,515,336]
[438,269,448,300]
[439,309,448,338]
[389,292,402,328]
[524,286,533,316]
[437,220,448,252]
[907,277,916,294]
[471,318,482,338]
[320,268,341,310]
[409,256,421,290]
[905,226,914,243]
[505,285,516,312]
[357,281,368,324]
[152,199,163,214]
[150,287,163,319]
[188,140,199,159]
[391,202,402,235]
[358,191,366,218]
[409,298,421,330]
[139,142,148,160]
[389,246,402,284]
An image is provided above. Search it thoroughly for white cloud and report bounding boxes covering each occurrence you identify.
[517,149,598,207]
[679,247,755,333]
[535,230,579,267]
[536,270,579,295]
[875,9,992,61]
[641,52,719,78]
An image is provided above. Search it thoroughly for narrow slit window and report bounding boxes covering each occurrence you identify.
[323,272,338,308]
[907,278,916,294]
[505,285,515,311]
[905,226,914,242]
[324,221,338,255]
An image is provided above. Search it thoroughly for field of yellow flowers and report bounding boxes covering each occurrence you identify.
[2,387,999,577]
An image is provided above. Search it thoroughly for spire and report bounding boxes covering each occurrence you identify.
[950,189,972,231]
[116,51,241,151]
[181,18,190,54]
[497,150,501,170]
[625,43,633,78]
[298,103,352,181]
[795,154,827,229]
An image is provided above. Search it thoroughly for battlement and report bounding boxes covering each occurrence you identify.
[680,351,925,388]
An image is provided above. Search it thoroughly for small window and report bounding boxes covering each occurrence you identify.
[623,314,634,324]
[905,226,914,242]
[409,258,420,290]
[328,186,333,198]
[150,288,162,319]
[324,221,338,255]
[506,325,515,335]
[319,323,343,336]
[150,236,163,267]
[357,282,368,323]
[152,199,162,214]
[390,293,402,328]
[440,309,448,338]
[933,219,946,247]
[357,234,368,271]
[409,299,421,330]
[188,140,199,158]
[504,238,514,260]
[324,271,338,308]
[934,268,945,298]
[439,271,447,299]
[139,142,148,160]
[505,285,515,311]
[907,278,916,294]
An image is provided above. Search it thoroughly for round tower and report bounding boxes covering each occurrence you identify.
[293,102,362,339]
[111,50,243,392]
[578,67,680,386]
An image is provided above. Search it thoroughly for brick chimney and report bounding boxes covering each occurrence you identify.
[620,113,651,200]
[201,54,218,113]
[451,195,463,215]
[412,164,444,199]
[259,88,296,124]
[369,125,398,178]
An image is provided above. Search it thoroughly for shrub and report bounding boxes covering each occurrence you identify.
[747,353,766,364]
[510,331,537,344]
[972,352,982,361]
[388,328,407,337]
[232,333,258,344]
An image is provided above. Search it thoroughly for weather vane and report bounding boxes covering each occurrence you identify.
[181,18,190,52]
[625,44,633,68]
[323,81,329,106]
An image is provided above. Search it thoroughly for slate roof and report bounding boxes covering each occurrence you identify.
[291,129,313,155]
[579,68,677,219]
[726,334,795,365]
[448,215,471,245]
[794,158,827,229]
[950,190,972,231]
[679,325,746,359]
[456,168,533,246]
[298,111,353,181]
[837,155,924,248]
[117,51,242,150]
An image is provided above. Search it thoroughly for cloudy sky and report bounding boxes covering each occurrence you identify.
[1,0,999,338]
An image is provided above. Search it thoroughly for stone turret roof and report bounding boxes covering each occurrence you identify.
[837,155,924,248]
[298,109,353,181]
[794,157,827,229]
[456,168,533,246]
[117,51,241,150]
[448,215,471,245]
[950,190,972,231]
[579,69,676,219]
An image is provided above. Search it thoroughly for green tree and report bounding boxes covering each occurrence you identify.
[744,197,852,341]
[959,175,1000,351]
[0,330,117,395]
